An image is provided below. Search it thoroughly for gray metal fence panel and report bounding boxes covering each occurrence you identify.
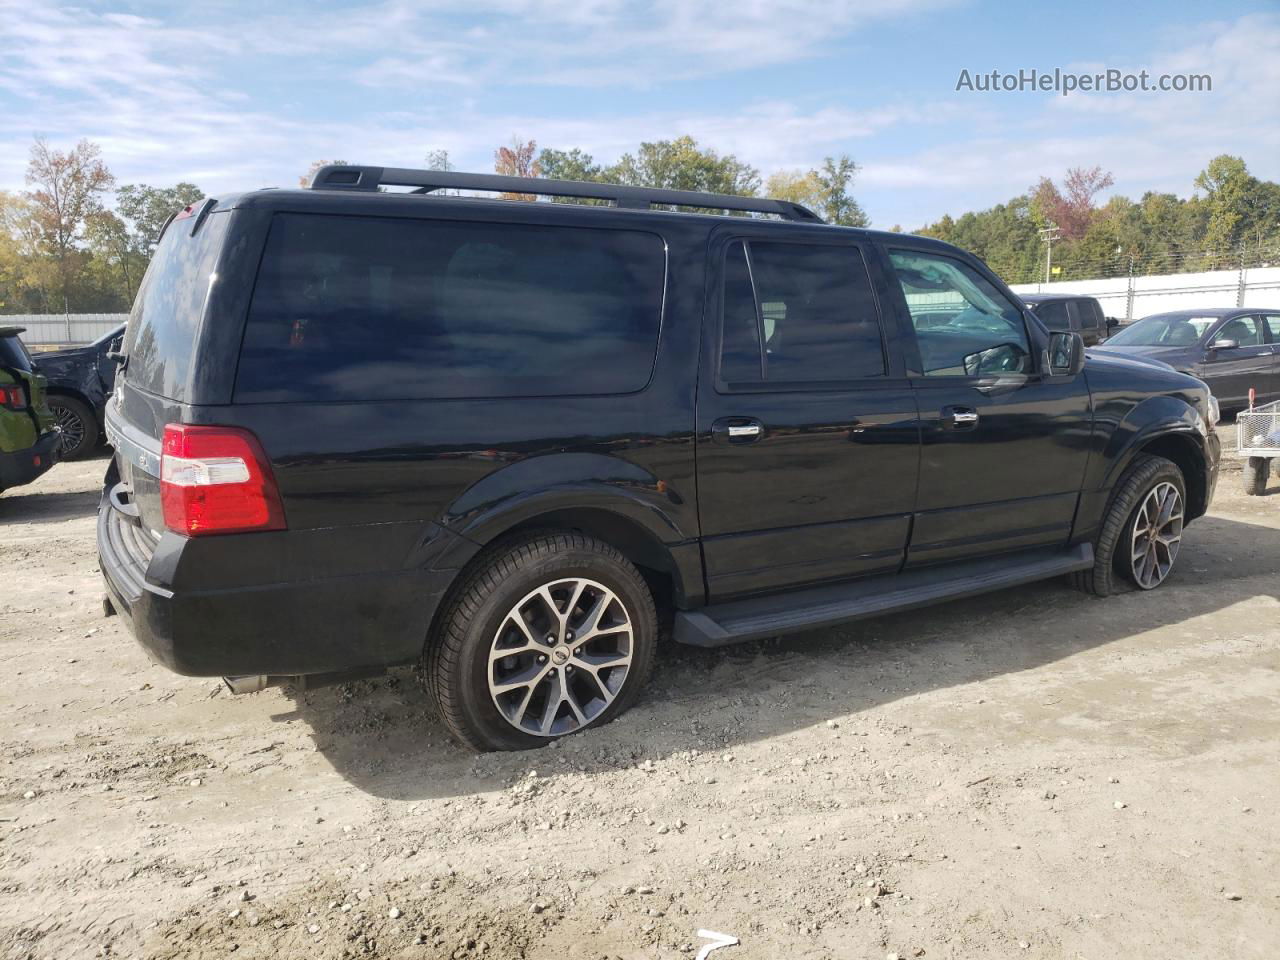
[1,314,129,347]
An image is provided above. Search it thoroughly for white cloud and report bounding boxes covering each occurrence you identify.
[0,1,1274,233]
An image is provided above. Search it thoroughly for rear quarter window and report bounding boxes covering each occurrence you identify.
[234,213,667,403]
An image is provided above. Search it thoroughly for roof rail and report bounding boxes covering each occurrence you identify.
[308,165,824,223]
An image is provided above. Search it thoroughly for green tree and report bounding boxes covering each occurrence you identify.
[116,182,204,253]
[1194,155,1280,265]
[24,137,115,313]
[764,169,825,214]
[604,136,760,197]
[814,155,868,227]
[537,148,602,183]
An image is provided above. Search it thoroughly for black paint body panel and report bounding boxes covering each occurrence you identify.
[97,187,1220,678]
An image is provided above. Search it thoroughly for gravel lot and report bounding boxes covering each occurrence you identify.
[2,434,1277,960]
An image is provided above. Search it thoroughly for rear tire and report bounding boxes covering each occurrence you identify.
[423,532,657,751]
[1072,454,1186,597]
[1243,457,1270,496]
[48,395,97,460]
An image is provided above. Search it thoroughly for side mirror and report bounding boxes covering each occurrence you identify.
[1106,317,1120,329]
[1211,338,1238,350]
[1048,331,1085,376]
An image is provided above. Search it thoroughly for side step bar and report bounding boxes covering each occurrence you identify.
[674,543,1094,647]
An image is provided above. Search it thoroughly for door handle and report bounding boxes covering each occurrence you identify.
[942,406,979,430]
[712,417,765,444]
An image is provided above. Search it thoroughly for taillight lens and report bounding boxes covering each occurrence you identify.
[160,424,286,536]
[0,383,27,410]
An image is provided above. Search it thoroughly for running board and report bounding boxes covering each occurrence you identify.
[674,543,1094,647]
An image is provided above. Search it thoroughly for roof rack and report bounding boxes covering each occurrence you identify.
[308,165,824,223]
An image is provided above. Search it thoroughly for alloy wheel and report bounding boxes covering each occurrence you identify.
[1129,481,1183,589]
[52,402,86,454]
[487,577,633,737]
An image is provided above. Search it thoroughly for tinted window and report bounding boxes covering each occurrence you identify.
[719,241,763,381]
[1084,300,1102,328]
[717,240,885,384]
[123,211,230,401]
[1263,314,1280,341]
[890,249,1032,377]
[0,335,33,372]
[1032,300,1070,330]
[236,214,666,403]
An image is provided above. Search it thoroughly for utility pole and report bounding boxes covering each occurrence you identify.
[1039,224,1061,285]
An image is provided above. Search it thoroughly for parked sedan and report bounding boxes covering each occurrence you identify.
[32,323,124,459]
[1094,307,1280,411]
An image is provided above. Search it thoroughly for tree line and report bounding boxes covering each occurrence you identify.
[0,138,203,314]
[918,155,1280,284]
[4,134,1276,316]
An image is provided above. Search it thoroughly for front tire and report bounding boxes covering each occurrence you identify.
[48,395,97,460]
[1073,454,1186,596]
[424,532,657,751]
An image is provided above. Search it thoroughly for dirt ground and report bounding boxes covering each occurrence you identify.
[1,431,1277,960]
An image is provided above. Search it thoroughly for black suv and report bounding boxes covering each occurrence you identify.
[1020,293,1114,346]
[99,166,1221,751]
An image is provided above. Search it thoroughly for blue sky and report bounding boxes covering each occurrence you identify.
[1,0,1277,229]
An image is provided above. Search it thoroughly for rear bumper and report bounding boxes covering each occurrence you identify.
[0,430,59,489]
[98,485,474,677]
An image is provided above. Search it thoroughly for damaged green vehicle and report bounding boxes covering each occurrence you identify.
[0,327,60,496]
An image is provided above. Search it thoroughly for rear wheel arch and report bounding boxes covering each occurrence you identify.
[425,505,688,657]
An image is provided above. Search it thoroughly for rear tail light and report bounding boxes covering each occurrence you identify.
[0,383,27,410]
[160,424,286,536]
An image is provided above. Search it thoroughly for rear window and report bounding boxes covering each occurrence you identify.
[0,334,33,372]
[123,211,230,400]
[234,213,667,403]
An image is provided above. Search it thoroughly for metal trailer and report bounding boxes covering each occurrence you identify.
[1237,395,1280,496]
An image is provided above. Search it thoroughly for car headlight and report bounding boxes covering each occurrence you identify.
[1207,393,1220,426]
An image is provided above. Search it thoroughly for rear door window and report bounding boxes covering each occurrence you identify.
[1070,300,1100,330]
[716,239,886,386]
[235,214,667,403]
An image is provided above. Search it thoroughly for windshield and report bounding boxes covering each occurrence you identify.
[1105,314,1216,347]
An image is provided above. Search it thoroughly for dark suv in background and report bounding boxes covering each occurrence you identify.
[34,323,125,460]
[99,167,1220,751]
[1020,293,1114,346]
